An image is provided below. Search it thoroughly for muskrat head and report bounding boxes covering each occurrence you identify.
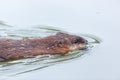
[56,32,88,51]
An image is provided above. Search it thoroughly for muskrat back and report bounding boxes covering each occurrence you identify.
[0,32,88,61]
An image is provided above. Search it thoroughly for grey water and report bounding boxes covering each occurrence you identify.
[0,23,100,80]
[0,0,120,79]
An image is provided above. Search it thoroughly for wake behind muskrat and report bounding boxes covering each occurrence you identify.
[0,32,88,61]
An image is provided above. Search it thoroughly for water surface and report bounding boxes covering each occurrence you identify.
[0,23,101,79]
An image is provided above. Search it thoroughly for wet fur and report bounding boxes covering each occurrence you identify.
[0,32,87,61]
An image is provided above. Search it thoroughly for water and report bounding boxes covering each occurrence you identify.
[0,0,120,79]
[0,23,100,80]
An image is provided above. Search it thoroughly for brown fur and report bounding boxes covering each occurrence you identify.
[0,32,87,61]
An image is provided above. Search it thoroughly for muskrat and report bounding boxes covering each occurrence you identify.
[0,32,88,61]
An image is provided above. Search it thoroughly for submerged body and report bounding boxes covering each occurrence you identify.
[0,32,88,61]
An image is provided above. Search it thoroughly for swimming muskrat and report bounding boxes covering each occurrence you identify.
[0,32,88,61]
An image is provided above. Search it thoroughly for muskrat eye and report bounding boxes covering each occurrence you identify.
[73,39,80,44]
[72,37,88,44]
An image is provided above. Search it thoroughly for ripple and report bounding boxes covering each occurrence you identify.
[0,23,101,79]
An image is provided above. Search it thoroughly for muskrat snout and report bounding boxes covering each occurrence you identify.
[69,36,88,50]
[57,33,88,51]
[57,32,88,44]
[56,32,88,48]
